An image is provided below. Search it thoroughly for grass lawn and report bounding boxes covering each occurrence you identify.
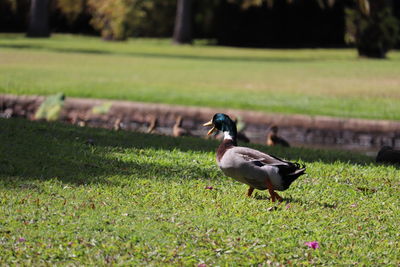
[1,34,400,120]
[1,118,399,265]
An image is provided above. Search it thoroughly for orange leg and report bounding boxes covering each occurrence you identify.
[274,191,283,202]
[247,187,255,197]
[265,178,283,202]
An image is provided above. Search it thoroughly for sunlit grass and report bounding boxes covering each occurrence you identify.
[0,118,399,265]
[1,34,400,120]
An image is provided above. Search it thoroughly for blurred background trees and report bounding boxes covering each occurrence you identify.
[345,0,399,58]
[0,0,399,57]
[87,0,142,40]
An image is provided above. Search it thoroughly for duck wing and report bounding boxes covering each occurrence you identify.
[228,146,306,190]
[232,146,293,166]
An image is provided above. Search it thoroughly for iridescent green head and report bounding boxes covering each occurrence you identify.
[203,113,237,141]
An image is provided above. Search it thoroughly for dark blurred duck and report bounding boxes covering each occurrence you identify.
[173,116,192,137]
[233,116,250,143]
[237,131,250,143]
[266,125,290,147]
[204,113,305,202]
[376,146,400,165]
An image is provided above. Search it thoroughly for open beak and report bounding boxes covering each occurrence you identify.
[203,120,217,135]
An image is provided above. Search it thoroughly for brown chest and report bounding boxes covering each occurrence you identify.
[216,139,236,162]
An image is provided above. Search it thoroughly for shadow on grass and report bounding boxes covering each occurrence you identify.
[253,194,337,209]
[0,43,320,63]
[0,118,381,188]
[0,118,216,187]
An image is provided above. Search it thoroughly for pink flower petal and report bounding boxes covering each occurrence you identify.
[304,241,319,249]
[205,186,213,190]
[18,237,26,242]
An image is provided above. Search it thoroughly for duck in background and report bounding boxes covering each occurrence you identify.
[114,117,123,131]
[173,116,192,137]
[147,116,159,134]
[266,125,290,147]
[204,113,305,202]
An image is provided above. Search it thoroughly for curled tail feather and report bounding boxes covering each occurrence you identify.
[280,162,306,190]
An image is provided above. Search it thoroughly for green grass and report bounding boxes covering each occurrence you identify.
[1,34,400,120]
[1,118,399,265]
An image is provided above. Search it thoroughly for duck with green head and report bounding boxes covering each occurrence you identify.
[204,113,306,202]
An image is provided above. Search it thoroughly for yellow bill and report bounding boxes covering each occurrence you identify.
[203,120,217,135]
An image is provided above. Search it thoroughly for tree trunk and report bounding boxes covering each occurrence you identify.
[27,0,50,37]
[173,0,192,44]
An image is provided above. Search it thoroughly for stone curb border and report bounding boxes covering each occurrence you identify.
[1,94,400,133]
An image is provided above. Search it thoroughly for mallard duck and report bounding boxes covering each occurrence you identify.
[173,116,192,137]
[204,113,305,202]
[266,125,290,147]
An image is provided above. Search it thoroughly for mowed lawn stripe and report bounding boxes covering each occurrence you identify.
[1,34,400,120]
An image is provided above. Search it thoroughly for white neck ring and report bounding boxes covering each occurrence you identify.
[223,131,233,140]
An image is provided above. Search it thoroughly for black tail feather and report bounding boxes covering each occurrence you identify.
[279,162,306,190]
